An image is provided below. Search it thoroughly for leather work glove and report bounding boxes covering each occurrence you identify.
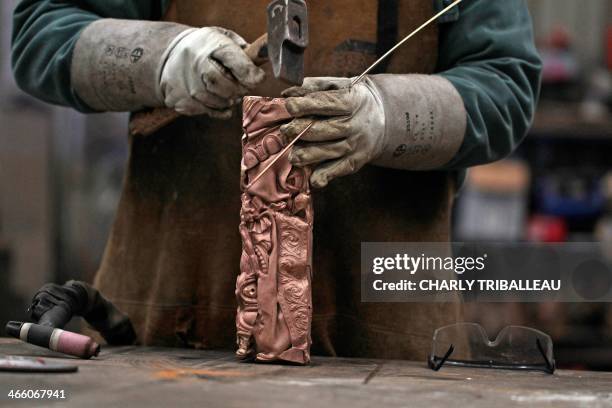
[281,75,467,188]
[281,77,385,188]
[71,20,265,117]
[160,27,265,118]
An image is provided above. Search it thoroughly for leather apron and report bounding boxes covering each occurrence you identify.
[93,0,462,359]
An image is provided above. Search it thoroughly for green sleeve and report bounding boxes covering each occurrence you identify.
[435,0,542,168]
[11,0,172,112]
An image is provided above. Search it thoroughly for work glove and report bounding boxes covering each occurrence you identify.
[281,75,467,188]
[71,20,265,117]
[160,27,265,118]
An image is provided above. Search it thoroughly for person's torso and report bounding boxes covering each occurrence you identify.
[166,0,439,95]
[98,0,455,350]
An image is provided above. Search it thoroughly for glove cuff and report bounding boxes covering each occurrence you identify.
[71,19,191,112]
[369,74,467,170]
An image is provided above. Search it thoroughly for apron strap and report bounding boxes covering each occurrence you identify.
[374,0,399,74]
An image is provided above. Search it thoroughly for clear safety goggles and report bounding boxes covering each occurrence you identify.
[428,322,555,374]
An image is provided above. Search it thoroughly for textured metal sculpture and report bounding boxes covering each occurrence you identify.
[236,96,313,364]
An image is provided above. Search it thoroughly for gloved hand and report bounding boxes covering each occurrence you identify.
[281,74,467,188]
[281,77,386,188]
[160,27,265,118]
[71,19,265,116]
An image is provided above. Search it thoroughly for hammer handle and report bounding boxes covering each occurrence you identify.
[244,33,269,65]
[129,33,268,137]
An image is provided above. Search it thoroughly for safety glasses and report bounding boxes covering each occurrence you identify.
[428,323,555,374]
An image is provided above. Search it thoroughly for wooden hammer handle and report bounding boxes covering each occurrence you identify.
[244,33,269,65]
[129,33,268,137]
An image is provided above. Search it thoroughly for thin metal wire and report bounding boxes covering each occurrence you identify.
[246,122,314,189]
[246,0,462,189]
[351,0,463,86]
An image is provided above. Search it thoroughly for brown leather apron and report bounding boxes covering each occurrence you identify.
[93,0,462,359]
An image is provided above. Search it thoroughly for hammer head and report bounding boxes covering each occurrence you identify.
[267,0,309,85]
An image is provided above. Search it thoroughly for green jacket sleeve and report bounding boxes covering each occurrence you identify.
[436,0,542,168]
[11,0,171,112]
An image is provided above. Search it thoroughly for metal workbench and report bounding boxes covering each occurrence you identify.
[0,338,611,407]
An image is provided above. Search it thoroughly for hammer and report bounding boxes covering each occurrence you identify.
[129,0,308,137]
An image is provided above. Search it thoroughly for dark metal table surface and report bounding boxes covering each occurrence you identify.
[0,338,611,407]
